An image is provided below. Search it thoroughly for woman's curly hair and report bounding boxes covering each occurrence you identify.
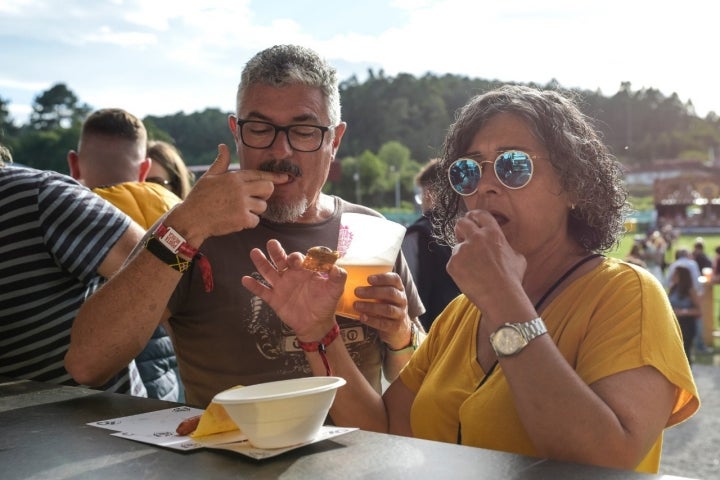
[431,85,629,252]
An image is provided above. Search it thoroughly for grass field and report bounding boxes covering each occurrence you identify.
[606,233,720,263]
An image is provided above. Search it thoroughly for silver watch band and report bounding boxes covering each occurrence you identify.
[517,317,547,341]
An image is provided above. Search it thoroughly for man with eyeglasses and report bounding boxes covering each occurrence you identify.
[66,45,425,411]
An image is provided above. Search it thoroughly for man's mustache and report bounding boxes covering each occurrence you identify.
[258,159,302,177]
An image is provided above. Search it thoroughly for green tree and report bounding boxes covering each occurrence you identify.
[143,118,174,143]
[356,150,385,206]
[377,141,422,207]
[144,108,235,166]
[5,73,720,190]
[29,83,91,131]
[377,141,410,170]
[13,126,80,173]
[326,155,360,202]
[0,95,18,139]
[330,150,387,207]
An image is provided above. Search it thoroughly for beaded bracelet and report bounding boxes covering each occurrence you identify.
[296,323,340,376]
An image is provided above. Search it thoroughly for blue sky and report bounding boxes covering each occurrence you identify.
[1,0,716,125]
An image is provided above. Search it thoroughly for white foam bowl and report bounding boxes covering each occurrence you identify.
[212,376,346,449]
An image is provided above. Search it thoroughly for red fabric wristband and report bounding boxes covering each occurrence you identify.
[154,223,214,292]
[296,323,340,376]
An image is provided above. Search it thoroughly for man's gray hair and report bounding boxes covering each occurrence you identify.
[236,45,341,126]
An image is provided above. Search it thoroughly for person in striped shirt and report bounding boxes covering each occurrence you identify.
[0,143,145,394]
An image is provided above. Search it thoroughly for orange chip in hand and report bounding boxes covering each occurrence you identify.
[302,246,340,273]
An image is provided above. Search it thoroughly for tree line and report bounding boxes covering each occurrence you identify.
[1,72,718,209]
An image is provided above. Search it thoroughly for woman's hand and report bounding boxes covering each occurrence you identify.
[241,239,346,341]
[447,209,526,312]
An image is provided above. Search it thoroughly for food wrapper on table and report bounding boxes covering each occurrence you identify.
[190,395,240,438]
[87,384,356,460]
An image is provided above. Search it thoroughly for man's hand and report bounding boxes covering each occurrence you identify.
[351,272,415,350]
[241,239,346,342]
[165,144,289,246]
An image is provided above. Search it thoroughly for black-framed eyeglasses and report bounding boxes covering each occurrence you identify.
[447,150,535,195]
[236,119,331,152]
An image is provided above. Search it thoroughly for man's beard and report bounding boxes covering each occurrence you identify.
[262,196,308,223]
[253,159,308,223]
[257,158,307,223]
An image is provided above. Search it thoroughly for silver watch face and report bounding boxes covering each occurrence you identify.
[491,325,528,356]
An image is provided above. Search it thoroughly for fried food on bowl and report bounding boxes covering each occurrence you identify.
[302,246,340,273]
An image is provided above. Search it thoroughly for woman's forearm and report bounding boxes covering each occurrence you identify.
[304,339,389,432]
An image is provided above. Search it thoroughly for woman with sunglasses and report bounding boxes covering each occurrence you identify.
[242,85,698,473]
[146,140,196,199]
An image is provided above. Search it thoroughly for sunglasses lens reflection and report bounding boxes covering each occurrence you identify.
[494,151,533,189]
[448,151,534,195]
[448,159,481,195]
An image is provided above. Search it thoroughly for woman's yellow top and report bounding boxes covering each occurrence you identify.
[400,257,699,473]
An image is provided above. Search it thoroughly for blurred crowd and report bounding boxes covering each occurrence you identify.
[626,228,718,363]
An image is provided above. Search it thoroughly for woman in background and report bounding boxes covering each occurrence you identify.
[146,140,195,199]
[668,265,701,364]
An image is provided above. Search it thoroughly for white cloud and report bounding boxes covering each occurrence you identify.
[0,77,48,91]
[82,26,158,47]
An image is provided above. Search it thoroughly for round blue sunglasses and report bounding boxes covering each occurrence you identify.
[448,150,535,195]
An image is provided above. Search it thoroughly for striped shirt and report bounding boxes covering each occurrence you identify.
[0,165,138,394]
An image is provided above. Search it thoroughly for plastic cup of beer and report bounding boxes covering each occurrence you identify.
[334,213,406,319]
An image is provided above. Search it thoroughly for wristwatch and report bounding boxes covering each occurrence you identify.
[489,317,547,357]
[386,323,419,354]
